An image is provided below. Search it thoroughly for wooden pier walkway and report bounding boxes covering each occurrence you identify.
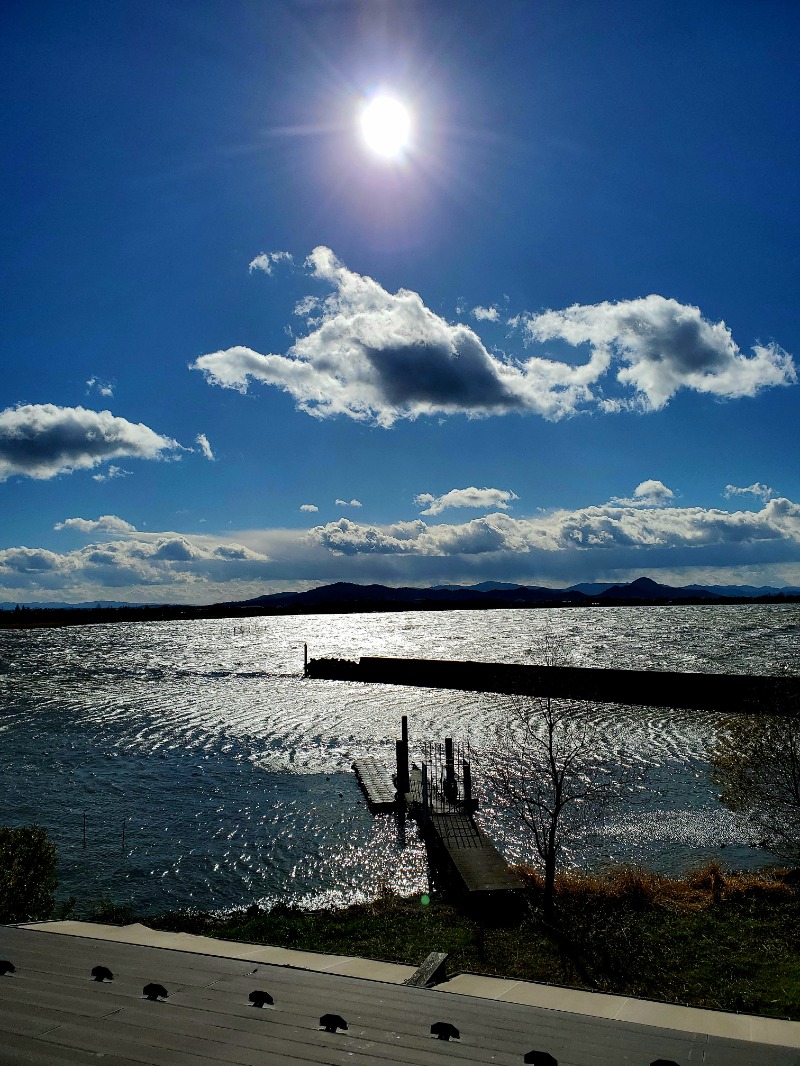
[352,757,397,812]
[350,749,520,900]
[428,813,520,896]
[405,767,520,899]
[351,720,519,901]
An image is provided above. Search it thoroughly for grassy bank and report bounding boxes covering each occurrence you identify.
[95,863,800,1023]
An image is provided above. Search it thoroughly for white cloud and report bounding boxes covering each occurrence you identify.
[0,404,182,481]
[86,376,114,397]
[725,482,774,502]
[248,250,293,275]
[300,503,319,513]
[92,465,130,482]
[0,529,273,593]
[525,295,796,411]
[311,493,800,558]
[5,487,800,602]
[472,305,500,322]
[610,480,676,507]
[414,486,519,515]
[294,295,320,316]
[54,515,137,535]
[335,498,362,508]
[193,249,795,426]
[195,433,214,461]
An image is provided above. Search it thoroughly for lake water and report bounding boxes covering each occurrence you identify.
[1,603,798,915]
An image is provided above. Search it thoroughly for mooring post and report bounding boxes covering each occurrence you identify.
[396,715,410,796]
[421,761,429,825]
[463,760,473,812]
[303,643,308,675]
[444,737,456,802]
[396,739,409,798]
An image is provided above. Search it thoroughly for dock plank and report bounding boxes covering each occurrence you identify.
[429,814,520,894]
[352,757,397,811]
[404,767,519,897]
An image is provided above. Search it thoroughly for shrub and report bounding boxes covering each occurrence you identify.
[85,898,136,925]
[0,825,57,923]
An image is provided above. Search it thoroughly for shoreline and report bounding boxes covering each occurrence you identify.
[3,592,800,630]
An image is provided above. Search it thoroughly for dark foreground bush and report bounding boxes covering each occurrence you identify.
[0,825,57,923]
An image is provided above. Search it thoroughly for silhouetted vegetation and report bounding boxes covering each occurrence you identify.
[0,825,57,923]
[710,713,800,859]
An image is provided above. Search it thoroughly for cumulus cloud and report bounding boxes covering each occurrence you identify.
[192,249,795,426]
[310,493,800,559]
[525,295,796,411]
[5,486,800,601]
[300,503,319,513]
[248,250,293,275]
[195,433,214,461]
[0,530,273,592]
[472,305,500,322]
[192,247,600,425]
[725,482,774,502]
[610,480,676,507]
[54,515,137,534]
[86,376,114,397]
[414,486,519,515]
[335,498,362,508]
[0,404,182,481]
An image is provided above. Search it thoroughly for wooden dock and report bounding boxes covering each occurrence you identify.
[427,812,520,897]
[352,722,519,901]
[405,765,520,900]
[352,757,397,812]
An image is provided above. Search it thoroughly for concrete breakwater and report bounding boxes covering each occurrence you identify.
[306,655,800,712]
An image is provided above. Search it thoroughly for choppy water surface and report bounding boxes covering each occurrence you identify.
[1,604,798,914]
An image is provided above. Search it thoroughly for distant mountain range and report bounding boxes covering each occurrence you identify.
[3,576,800,616]
[0,600,161,611]
[237,575,800,610]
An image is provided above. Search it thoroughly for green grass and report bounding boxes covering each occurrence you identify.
[135,864,800,1022]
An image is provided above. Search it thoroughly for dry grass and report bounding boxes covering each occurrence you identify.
[514,861,795,912]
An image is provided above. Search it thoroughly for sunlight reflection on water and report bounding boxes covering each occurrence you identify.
[0,603,798,913]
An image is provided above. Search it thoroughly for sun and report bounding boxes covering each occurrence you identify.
[359,95,412,160]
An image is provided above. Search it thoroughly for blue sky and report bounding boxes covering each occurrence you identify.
[2,0,799,603]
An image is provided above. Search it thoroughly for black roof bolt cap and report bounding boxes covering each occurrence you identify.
[143,982,169,1001]
[249,990,274,1007]
[0,961,15,976]
[91,965,113,982]
[319,1013,348,1033]
[430,1021,460,1041]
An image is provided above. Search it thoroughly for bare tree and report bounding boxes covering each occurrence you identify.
[710,713,800,860]
[479,638,621,920]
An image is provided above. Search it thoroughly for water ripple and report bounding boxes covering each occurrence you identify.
[1,604,797,912]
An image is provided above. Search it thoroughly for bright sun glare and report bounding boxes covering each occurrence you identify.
[359,95,412,160]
